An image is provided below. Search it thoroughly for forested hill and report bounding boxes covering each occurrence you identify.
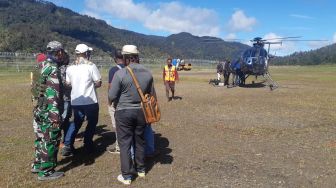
[0,0,249,60]
[274,43,336,65]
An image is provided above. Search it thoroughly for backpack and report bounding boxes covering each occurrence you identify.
[31,62,48,108]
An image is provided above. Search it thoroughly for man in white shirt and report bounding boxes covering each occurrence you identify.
[62,43,102,156]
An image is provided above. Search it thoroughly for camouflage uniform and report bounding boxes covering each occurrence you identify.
[31,57,63,177]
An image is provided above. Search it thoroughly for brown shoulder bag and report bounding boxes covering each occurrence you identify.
[127,66,161,124]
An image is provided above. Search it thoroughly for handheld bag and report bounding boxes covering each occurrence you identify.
[126,66,161,124]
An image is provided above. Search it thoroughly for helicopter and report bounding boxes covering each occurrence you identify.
[234,36,328,90]
[236,36,289,90]
[203,36,327,89]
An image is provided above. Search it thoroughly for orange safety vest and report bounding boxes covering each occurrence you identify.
[164,65,176,81]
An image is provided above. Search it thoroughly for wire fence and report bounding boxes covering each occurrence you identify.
[0,52,218,72]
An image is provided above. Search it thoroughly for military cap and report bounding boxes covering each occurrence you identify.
[46,41,63,52]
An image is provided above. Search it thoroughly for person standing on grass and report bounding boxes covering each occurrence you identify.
[223,60,231,86]
[163,58,179,102]
[31,41,65,181]
[216,61,224,81]
[107,49,125,154]
[109,45,157,185]
[61,43,102,156]
[107,49,158,157]
[59,50,73,149]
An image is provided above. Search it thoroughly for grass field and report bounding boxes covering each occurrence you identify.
[0,65,336,187]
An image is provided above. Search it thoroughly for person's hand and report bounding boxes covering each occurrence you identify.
[94,80,102,88]
[52,122,60,128]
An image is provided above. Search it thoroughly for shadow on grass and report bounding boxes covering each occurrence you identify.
[145,133,173,173]
[58,124,115,171]
[172,96,183,100]
[168,96,183,102]
[240,80,267,88]
[58,126,173,174]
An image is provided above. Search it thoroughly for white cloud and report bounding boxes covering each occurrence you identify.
[307,41,330,49]
[84,0,220,36]
[144,2,220,36]
[306,33,336,49]
[224,33,237,40]
[227,10,257,32]
[290,14,314,20]
[82,10,103,20]
[85,0,150,22]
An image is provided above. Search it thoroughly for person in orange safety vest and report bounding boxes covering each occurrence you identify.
[163,58,179,102]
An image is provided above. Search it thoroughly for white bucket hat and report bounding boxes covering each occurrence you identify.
[75,44,93,54]
[121,45,139,55]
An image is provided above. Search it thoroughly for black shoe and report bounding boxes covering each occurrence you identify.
[38,170,64,181]
[61,146,73,157]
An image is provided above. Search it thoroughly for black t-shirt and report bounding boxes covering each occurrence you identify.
[108,64,125,83]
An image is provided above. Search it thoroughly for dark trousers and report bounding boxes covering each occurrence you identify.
[64,103,99,149]
[164,81,175,99]
[224,72,230,85]
[115,108,146,179]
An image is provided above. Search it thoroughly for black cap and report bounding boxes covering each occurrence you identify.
[114,49,123,59]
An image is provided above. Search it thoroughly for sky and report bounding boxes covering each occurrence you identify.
[47,0,336,56]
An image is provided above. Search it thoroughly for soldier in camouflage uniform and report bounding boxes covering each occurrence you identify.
[31,41,65,181]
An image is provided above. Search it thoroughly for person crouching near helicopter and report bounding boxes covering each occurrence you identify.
[216,61,224,81]
[163,58,179,102]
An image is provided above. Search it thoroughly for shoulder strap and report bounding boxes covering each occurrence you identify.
[126,66,146,102]
[116,65,122,70]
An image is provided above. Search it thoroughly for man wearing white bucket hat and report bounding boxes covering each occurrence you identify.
[109,45,157,185]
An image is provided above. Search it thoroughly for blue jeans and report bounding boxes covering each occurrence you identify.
[130,124,155,157]
[64,103,99,149]
[62,101,72,142]
[145,125,155,155]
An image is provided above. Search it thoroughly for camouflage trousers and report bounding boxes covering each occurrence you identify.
[32,119,61,176]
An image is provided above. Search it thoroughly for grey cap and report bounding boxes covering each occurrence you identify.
[47,41,63,52]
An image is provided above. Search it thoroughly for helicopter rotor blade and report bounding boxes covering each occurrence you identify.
[281,39,329,42]
[264,36,302,40]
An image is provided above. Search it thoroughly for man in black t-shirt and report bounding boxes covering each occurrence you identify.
[107,49,125,154]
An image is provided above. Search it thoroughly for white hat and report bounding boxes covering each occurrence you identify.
[75,44,92,54]
[121,45,139,55]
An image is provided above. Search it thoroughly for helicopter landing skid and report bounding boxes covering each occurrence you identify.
[263,72,278,90]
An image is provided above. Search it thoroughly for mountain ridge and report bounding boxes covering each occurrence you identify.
[0,0,249,60]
